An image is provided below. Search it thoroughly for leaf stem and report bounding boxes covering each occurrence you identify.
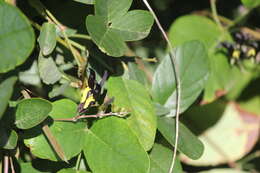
[141,1,181,172]
[45,10,63,28]
[210,0,224,31]
[71,34,92,40]
[68,39,86,52]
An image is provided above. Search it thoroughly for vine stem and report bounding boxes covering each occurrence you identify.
[141,0,181,172]
[210,0,224,31]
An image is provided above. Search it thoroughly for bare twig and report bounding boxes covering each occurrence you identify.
[9,157,15,173]
[141,1,181,172]
[4,155,9,173]
[42,125,68,162]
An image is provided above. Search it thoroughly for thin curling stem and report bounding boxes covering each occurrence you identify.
[141,0,181,173]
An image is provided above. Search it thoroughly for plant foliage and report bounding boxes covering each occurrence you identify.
[0,0,259,172]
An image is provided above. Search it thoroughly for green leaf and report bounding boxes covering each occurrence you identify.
[127,62,149,88]
[168,15,235,103]
[73,0,94,5]
[84,117,150,173]
[152,40,209,114]
[38,54,61,84]
[58,169,91,173]
[20,163,41,173]
[19,61,41,86]
[158,117,204,160]
[0,77,17,119]
[24,99,86,161]
[0,127,18,149]
[38,22,57,56]
[150,143,183,173]
[0,1,35,73]
[86,0,153,57]
[241,0,260,8]
[107,77,157,151]
[95,0,132,21]
[154,103,170,116]
[86,15,127,57]
[15,98,52,129]
[111,10,154,41]
[239,96,260,115]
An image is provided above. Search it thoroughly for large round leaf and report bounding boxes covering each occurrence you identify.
[0,1,35,73]
[0,76,17,119]
[86,0,153,57]
[15,98,52,129]
[24,99,86,161]
[84,117,150,173]
[168,15,238,103]
[181,102,260,166]
[152,40,209,115]
[107,77,157,151]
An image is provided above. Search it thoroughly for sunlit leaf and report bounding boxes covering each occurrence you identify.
[24,99,85,161]
[241,0,260,8]
[107,77,157,151]
[86,0,153,57]
[168,15,237,103]
[20,163,41,173]
[84,117,150,173]
[152,40,209,115]
[58,168,91,173]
